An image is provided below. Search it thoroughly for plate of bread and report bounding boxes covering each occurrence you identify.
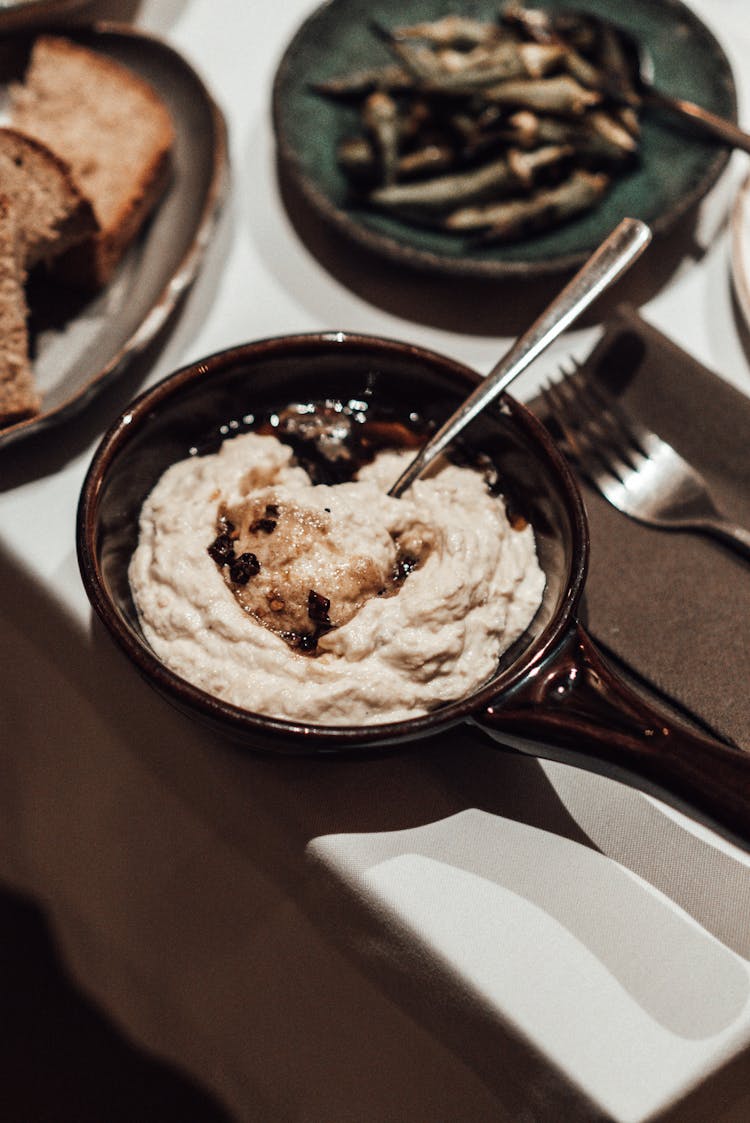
[0,23,228,447]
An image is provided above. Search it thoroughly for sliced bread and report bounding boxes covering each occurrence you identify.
[0,195,40,427]
[0,128,96,427]
[0,126,98,268]
[11,35,175,288]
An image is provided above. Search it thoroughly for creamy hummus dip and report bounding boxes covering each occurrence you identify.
[129,431,545,725]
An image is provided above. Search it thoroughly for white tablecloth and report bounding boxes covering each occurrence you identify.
[2,1,750,1119]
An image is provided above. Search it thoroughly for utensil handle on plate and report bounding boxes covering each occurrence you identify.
[646,89,750,154]
[388,216,652,498]
[474,624,750,851]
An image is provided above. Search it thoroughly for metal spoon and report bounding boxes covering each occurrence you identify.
[603,20,750,154]
[389,216,651,497]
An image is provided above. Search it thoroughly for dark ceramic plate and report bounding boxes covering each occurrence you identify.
[273,0,736,279]
[0,22,229,449]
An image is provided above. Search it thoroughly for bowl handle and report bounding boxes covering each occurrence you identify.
[474,624,750,851]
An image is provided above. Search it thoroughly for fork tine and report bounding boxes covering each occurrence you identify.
[543,372,628,489]
[567,358,652,459]
[540,359,750,559]
[541,377,606,483]
[562,366,636,471]
[548,362,651,483]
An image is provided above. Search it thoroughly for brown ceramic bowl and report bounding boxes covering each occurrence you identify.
[77,333,750,848]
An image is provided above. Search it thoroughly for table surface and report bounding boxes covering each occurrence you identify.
[2,1,750,1120]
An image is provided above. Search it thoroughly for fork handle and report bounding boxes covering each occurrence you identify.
[697,517,750,562]
[475,625,750,852]
[645,88,750,154]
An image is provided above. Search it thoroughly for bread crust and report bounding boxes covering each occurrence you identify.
[0,130,98,427]
[11,35,175,288]
[56,145,173,288]
[0,195,39,426]
[0,126,98,267]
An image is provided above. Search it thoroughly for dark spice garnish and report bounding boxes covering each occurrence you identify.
[272,590,335,655]
[307,589,332,626]
[207,529,235,566]
[259,399,430,485]
[249,517,277,534]
[265,503,280,517]
[293,632,318,653]
[393,554,418,584]
[228,552,260,585]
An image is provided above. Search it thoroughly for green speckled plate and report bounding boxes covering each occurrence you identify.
[272,0,736,279]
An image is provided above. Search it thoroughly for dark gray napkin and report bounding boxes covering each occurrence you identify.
[533,306,750,751]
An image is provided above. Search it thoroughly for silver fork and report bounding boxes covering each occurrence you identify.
[542,361,750,561]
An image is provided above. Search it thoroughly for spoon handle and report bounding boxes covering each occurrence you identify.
[646,89,750,155]
[388,216,652,498]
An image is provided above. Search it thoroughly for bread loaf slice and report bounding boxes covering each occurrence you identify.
[0,128,97,427]
[11,35,175,288]
[0,126,98,268]
[0,195,40,427]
